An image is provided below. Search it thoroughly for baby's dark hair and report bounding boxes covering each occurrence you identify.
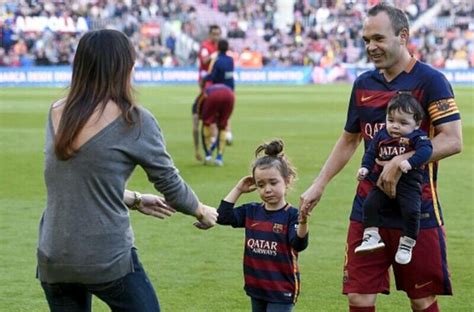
[252,139,296,185]
[387,93,424,123]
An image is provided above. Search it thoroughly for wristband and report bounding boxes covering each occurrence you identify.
[130,191,142,210]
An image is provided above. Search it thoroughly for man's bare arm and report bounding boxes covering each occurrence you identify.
[300,131,362,215]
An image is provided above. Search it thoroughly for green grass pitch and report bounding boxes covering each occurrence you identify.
[0,85,472,311]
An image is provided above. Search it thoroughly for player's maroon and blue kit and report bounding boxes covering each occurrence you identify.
[192,39,218,117]
[217,200,308,304]
[343,58,460,298]
[203,51,235,90]
[361,128,432,239]
[202,84,234,129]
[193,51,234,117]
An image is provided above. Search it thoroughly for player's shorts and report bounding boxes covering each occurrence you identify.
[201,88,235,129]
[342,220,452,299]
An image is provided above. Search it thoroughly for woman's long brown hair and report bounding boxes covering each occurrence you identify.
[55,29,137,160]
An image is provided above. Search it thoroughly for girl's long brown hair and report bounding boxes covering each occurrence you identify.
[55,29,137,160]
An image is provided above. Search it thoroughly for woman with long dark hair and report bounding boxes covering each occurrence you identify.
[37,29,218,311]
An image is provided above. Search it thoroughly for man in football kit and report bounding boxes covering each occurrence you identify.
[299,3,462,312]
[202,39,235,91]
[200,84,234,166]
[201,39,235,166]
[192,25,221,161]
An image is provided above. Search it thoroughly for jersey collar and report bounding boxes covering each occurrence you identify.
[404,57,417,73]
[378,57,417,82]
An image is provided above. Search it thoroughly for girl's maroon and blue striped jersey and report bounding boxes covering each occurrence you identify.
[362,127,433,173]
[345,58,460,229]
[217,200,308,304]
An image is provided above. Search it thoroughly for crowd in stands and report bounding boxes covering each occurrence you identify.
[211,0,473,69]
[0,0,472,69]
[0,0,193,67]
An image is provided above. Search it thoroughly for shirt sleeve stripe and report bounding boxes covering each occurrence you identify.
[431,109,460,121]
[428,99,456,112]
[428,99,460,122]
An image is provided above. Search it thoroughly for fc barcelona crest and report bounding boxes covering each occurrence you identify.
[435,99,451,111]
[273,223,283,233]
[399,137,410,146]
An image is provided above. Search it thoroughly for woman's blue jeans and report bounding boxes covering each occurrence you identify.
[40,248,160,312]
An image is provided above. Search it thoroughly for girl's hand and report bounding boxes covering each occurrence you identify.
[297,209,309,238]
[223,176,255,204]
[193,203,218,230]
[357,167,369,181]
[298,210,308,225]
[236,176,257,193]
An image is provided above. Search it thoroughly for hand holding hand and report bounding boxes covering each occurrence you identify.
[137,194,176,219]
[193,203,218,230]
[299,182,324,217]
[297,208,310,237]
[357,167,369,181]
[298,209,309,225]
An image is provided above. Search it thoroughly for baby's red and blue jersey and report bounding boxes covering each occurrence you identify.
[362,127,433,173]
[345,58,460,229]
[217,200,308,303]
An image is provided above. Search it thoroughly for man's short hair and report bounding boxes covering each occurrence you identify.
[209,25,221,34]
[368,3,409,35]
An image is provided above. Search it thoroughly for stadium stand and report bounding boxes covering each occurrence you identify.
[0,0,472,68]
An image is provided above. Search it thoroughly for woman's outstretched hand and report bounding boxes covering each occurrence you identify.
[137,194,176,219]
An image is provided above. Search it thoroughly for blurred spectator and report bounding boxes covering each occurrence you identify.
[0,47,6,66]
[35,48,51,66]
[239,47,263,68]
[166,33,177,55]
[219,0,238,15]
[227,20,245,39]
[1,21,15,52]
